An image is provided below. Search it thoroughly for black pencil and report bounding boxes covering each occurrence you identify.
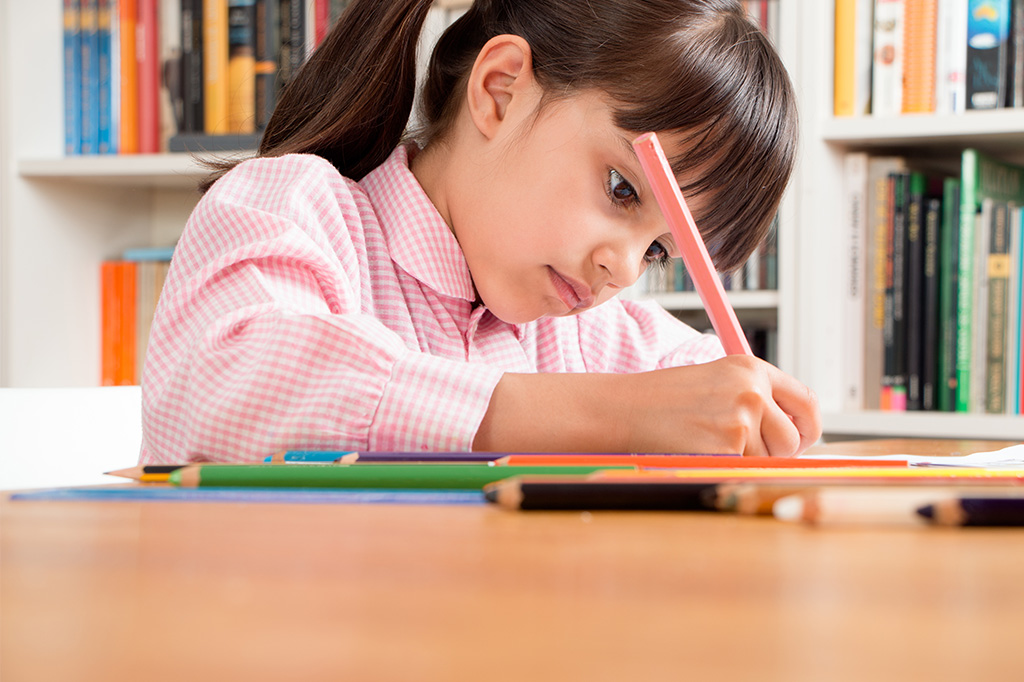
[104,465,188,480]
[483,477,721,511]
[916,497,1024,526]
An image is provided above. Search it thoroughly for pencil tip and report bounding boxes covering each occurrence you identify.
[916,504,935,520]
[483,487,498,503]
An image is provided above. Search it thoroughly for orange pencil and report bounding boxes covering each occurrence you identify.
[491,454,909,468]
[632,132,752,355]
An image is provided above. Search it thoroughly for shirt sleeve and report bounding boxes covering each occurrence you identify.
[140,156,502,463]
[574,297,726,373]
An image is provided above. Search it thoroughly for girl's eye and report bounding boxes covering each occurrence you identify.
[643,240,671,270]
[607,169,639,208]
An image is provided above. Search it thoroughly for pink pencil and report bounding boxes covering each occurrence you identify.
[632,132,752,356]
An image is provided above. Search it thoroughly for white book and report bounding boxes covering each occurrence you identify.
[872,0,906,116]
[935,0,968,114]
[842,152,870,410]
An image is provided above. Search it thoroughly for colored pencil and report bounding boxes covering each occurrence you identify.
[633,132,752,355]
[168,463,634,490]
[484,476,719,511]
[105,464,187,481]
[589,467,1024,485]
[269,451,708,464]
[916,496,1024,526]
[492,454,909,468]
[771,488,963,525]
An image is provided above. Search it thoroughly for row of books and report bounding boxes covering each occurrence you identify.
[63,0,352,156]
[842,148,1024,415]
[834,0,1024,117]
[635,225,779,295]
[101,246,174,385]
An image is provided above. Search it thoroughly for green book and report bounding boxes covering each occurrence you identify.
[956,150,1024,412]
[937,177,961,412]
[168,463,633,490]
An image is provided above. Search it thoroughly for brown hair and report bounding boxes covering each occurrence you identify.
[201,0,797,271]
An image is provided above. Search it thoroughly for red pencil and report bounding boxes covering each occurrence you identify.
[632,132,752,355]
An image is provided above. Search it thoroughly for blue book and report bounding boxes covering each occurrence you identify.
[96,0,116,154]
[63,0,82,155]
[80,0,100,154]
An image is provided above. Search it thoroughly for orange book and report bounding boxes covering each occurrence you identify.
[118,0,139,153]
[833,0,874,117]
[100,262,118,385]
[902,0,939,113]
[204,0,230,134]
[117,261,138,385]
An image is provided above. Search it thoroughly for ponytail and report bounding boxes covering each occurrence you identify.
[198,0,434,193]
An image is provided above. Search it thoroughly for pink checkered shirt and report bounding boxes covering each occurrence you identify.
[140,145,723,463]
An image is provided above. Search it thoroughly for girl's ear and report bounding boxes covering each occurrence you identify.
[465,35,536,140]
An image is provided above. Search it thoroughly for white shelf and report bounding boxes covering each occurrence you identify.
[822,109,1024,149]
[824,411,1024,440]
[17,153,246,189]
[644,290,779,312]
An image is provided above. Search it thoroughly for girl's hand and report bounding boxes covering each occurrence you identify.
[475,357,821,457]
[624,356,821,457]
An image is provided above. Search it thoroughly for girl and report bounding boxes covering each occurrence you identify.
[140,0,820,463]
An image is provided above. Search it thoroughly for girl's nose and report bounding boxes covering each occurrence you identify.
[592,240,645,291]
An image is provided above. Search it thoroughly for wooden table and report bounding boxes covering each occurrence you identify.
[3,440,1023,682]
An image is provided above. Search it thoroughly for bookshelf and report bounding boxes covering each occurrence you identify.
[793,1,1024,439]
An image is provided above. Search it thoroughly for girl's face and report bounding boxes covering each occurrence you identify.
[447,90,694,325]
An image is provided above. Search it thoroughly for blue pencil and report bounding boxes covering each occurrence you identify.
[266,451,503,463]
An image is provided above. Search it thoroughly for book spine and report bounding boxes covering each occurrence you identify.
[971,200,992,412]
[118,0,139,153]
[985,201,1011,413]
[118,261,138,386]
[865,157,906,409]
[922,195,942,410]
[904,171,927,410]
[843,152,870,409]
[956,149,979,412]
[965,0,1011,109]
[64,0,83,155]
[938,177,961,411]
[278,0,306,92]
[254,0,278,131]
[228,0,257,133]
[97,0,116,153]
[81,0,100,154]
[1009,207,1024,413]
[936,0,969,113]
[1010,0,1024,106]
[181,0,205,133]
[891,171,910,411]
[902,0,939,113]
[137,0,160,152]
[872,0,906,115]
[204,0,230,134]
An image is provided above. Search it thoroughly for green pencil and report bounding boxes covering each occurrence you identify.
[168,464,633,490]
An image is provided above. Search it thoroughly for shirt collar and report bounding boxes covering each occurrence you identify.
[359,144,477,302]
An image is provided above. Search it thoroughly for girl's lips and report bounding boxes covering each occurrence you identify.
[548,267,595,311]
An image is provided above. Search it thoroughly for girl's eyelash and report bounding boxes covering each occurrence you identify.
[643,241,672,271]
[606,169,641,209]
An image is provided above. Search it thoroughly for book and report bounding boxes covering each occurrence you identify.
[278,0,306,92]
[965,0,1011,109]
[935,0,969,113]
[956,150,1024,412]
[922,195,943,410]
[254,0,278,130]
[181,0,205,133]
[872,0,906,115]
[938,177,961,411]
[1010,0,1024,106]
[96,0,115,153]
[904,171,928,410]
[843,151,870,409]
[118,0,140,153]
[985,200,1013,412]
[1007,206,1024,413]
[865,156,907,410]
[137,0,161,152]
[834,0,875,117]
[902,0,939,113]
[228,0,257,133]
[80,0,100,154]
[100,260,137,386]
[204,0,230,134]
[63,0,83,155]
